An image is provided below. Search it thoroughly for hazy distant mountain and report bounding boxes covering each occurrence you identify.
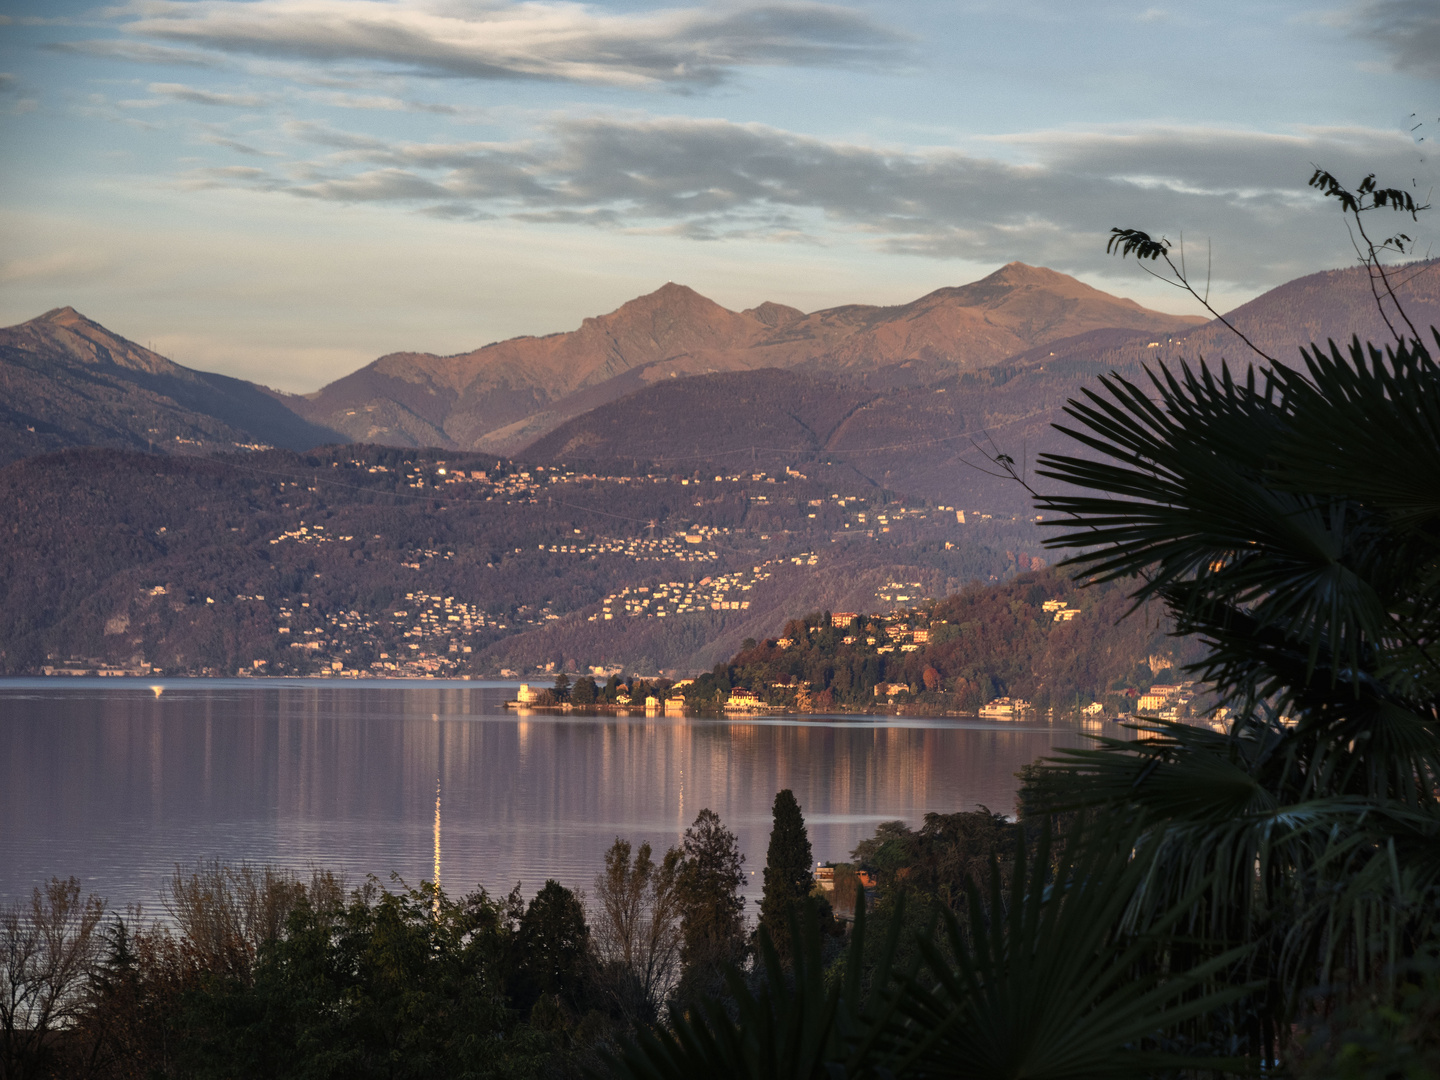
[0,307,343,464]
[289,263,1204,455]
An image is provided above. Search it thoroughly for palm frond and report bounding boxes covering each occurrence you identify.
[889,830,1253,1079]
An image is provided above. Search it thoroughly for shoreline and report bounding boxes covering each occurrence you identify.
[0,675,1139,725]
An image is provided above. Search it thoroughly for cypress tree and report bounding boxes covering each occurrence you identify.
[759,788,814,958]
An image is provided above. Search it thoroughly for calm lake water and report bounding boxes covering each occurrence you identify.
[0,679,1120,911]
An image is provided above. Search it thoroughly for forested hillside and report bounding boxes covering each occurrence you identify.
[682,567,1204,714]
[0,445,1043,677]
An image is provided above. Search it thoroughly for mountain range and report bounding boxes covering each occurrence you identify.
[281,263,1204,453]
[3,259,1438,482]
[0,263,1207,466]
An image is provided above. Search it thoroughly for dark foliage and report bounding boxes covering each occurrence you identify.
[757,790,818,959]
[673,811,747,1010]
[512,880,592,1016]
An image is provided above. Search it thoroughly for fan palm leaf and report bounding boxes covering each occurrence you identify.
[885,830,1252,1079]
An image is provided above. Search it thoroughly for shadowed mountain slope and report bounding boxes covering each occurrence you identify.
[0,307,343,464]
[525,342,1149,517]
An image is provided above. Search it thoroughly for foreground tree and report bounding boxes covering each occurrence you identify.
[511,879,592,1016]
[1006,166,1440,1057]
[592,839,684,1021]
[176,878,521,1080]
[608,831,1248,1080]
[0,877,106,1080]
[1023,326,1440,1054]
[757,789,816,959]
[673,810,746,1009]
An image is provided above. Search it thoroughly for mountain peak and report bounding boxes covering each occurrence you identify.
[10,306,183,376]
[615,282,715,313]
[587,282,756,350]
[744,300,805,328]
[985,262,1072,286]
[39,306,89,327]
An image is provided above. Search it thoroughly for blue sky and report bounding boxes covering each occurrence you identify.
[1,0,1437,390]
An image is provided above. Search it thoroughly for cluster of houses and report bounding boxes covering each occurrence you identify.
[1135,681,1199,719]
[510,681,770,712]
[873,581,927,604]
[978,696,1033,719]
[348,456,1000,548]
[1041,598,1081,621]
[594,558,797,621]
[541,525,726,565]
[268,521,355,547]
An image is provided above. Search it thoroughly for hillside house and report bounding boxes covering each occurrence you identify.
[724,688,763,710]
[979,697,1030,719]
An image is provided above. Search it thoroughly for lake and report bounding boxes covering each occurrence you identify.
[0,679,1120,912]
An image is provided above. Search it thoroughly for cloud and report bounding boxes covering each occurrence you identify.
[1350,0,1440,80]
[148,81,270,106]
[197,132,282,155]
[48,39,219,66]
[193,114,1431,289]
[112,0,909,87]
[307,89,459,112]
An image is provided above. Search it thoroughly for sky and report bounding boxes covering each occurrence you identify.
[1,0,1438,391]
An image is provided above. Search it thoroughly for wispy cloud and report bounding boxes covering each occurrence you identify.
[197,132,283,155]
[306,89,459,112]
[109,0,910,88]
[49,38,220,66]
[1349,0,1440,80]
[148,81,270,106]
[187,114,1430,288]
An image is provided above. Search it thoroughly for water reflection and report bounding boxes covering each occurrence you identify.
[0,680,1121,910]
